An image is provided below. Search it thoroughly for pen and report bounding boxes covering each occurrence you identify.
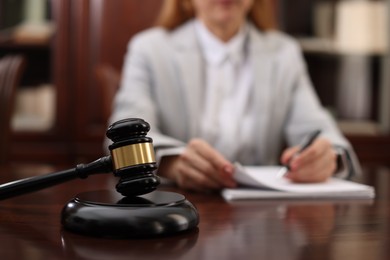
[277,129,322,178]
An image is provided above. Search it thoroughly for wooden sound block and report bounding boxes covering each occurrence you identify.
[61,190,199,238]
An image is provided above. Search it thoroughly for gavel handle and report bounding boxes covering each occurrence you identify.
[0,168,78,200]
[0,156,112,200]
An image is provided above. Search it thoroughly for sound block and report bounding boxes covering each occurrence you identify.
[61,190,199,238]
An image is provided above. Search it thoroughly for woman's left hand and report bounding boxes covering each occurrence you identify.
[280,137,337,183]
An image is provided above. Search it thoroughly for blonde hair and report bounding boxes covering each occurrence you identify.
[155,0,277,31]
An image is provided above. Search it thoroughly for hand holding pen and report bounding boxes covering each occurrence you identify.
[279,130,338,183]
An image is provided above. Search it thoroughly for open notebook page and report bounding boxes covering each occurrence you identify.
[222,163,375,200]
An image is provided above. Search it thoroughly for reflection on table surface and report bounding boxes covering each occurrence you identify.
[0,165,388,260]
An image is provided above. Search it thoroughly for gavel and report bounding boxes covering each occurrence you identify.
[0,118,160,200]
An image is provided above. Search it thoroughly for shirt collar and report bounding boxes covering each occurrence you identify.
[194,19,248,66]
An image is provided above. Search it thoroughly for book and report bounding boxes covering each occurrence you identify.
[334,1,388,54]
[221,163,375,201]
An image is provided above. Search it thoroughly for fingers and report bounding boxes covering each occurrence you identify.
[289,151,336,183]
[188,139,234,174]
[179,148,225,189]
[158,154,222,192]
[284,138,337,183]
[281,146,300,165]
[174,159,222,191]
[158,138,237,192]
[186,139,236,186]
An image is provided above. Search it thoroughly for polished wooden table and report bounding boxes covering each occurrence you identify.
[0,165,388,260]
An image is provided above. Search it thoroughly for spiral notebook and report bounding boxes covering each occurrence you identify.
[221,163,375,201]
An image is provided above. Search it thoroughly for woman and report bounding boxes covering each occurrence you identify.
[109,0,361,192]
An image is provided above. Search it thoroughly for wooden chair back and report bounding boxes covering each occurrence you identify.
[0,55,26,166]
[95,64,121,122]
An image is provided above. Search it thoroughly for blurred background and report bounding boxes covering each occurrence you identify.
[0,0,389,170]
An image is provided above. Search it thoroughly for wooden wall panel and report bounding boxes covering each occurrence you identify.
[69,0,162,162]
[10,0,74,164]
[98,1,163,71]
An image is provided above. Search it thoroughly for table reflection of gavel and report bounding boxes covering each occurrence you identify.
[0,214,199,260]
[61,230,199,260]
[0,118,160,200]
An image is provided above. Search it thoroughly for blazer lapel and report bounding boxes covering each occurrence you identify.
[171,22,204,139]
[248,26,277,164]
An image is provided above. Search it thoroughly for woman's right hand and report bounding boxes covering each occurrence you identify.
[157,138,237,192]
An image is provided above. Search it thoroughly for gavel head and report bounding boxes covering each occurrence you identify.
[106,118,160,197]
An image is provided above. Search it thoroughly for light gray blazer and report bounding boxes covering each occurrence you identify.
[109,20,361,175]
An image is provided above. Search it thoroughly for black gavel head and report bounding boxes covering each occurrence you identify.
[106,118,160,197]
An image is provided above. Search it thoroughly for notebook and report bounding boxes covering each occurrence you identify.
[221,163,375,201]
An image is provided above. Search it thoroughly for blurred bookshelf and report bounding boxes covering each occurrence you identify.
[0,0,55,132]
[277,0,390,164]
[1,0,163,165]
[0,0,73,165]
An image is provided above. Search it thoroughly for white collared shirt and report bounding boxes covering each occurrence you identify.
[194,20,255,162]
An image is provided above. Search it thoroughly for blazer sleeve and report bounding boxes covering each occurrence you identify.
[107,30,187,153]
[282,40,362,178]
